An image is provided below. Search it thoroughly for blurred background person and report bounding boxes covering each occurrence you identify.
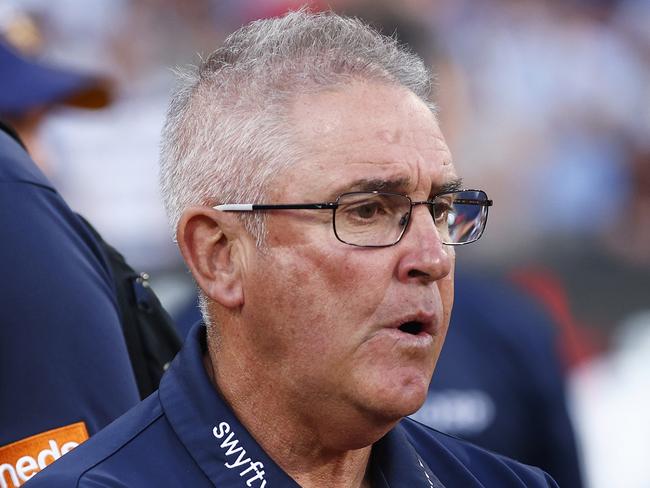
[0,21,141,486]
[1,12,180,485]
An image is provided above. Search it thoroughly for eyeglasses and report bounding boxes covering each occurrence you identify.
[214,190,493,248]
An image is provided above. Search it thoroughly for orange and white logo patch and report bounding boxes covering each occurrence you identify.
[0,422,88,487]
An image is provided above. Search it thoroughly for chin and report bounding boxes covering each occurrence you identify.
[330,374,429,450]
[390,385,429,418]
[360,370,431,423]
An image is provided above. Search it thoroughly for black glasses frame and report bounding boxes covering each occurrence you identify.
[214,189,493,248]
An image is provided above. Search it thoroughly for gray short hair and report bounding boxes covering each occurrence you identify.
[159,9,436,325]
[159,8,436,245]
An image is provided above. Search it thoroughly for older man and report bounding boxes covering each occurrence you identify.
[26,11,557,488]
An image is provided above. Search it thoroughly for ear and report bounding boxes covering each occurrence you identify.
[176,206,246,309]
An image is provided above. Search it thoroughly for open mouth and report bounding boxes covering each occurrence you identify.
[398,321,424,335]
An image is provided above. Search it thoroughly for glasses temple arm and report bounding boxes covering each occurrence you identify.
[214,203,338,212]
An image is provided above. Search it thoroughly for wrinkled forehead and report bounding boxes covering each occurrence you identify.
[277,81,456,200]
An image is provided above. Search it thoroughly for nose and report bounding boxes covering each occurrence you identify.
[395,205,453,284]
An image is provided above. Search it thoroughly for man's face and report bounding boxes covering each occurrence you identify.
[239,82,457,431]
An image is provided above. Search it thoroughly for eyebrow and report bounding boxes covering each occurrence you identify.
[435,177,464,196]
[330,176,464,200]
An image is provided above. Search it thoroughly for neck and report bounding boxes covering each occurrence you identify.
[203,344,379,488]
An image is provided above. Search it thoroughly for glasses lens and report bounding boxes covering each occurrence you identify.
[334,192,411,247]
[435,190,489,245]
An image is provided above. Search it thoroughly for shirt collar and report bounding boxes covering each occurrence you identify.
[371,426,446,488]
[159,322,443,488]
[159,323,298,487]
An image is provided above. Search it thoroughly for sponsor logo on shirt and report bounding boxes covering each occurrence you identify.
[213,422,267,487]
[0,422,88,487]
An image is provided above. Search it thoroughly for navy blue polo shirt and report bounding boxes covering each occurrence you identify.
[27,322,558,487]
[0,128,140,484]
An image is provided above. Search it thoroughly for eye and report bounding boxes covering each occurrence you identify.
[432,201,452,224]
[352,201,383,219]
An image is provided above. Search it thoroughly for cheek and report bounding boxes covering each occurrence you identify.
[245,246,390,350]
[266,215,392,308]
[292,248,387,320]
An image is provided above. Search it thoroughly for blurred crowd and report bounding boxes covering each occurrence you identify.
[2,0,649,487]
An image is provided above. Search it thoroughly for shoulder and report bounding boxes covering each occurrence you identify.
[0,124,141,447]
[25,394,200,487]
[450,270,560,380]
[400,418,559,487]
[0,123,109,280]
[454,269,556,341]
[0,127,53,188]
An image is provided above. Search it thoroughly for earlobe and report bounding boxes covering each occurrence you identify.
[176,207,245,309]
